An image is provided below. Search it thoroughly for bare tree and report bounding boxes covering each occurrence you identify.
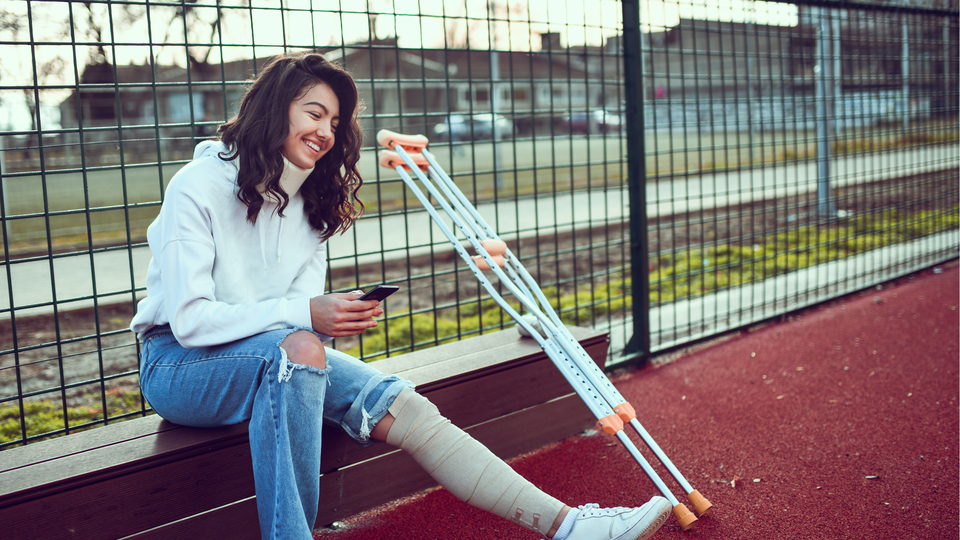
[0,4,69,150]
[443,3,489,49]
[152,0,250,73]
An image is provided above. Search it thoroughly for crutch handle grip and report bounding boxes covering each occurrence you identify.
[379,150,428,171]
[479,239,507,256]
[472,254,504,270]
[377,129,429,151]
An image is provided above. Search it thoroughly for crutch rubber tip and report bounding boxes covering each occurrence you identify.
[688,490,713,516]
[673,504,697,531]
[479,239,507,256]
[472,254,504,270]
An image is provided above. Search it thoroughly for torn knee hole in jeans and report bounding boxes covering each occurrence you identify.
[277,344,329,383]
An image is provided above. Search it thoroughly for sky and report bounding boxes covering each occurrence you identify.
[0,0,798,131]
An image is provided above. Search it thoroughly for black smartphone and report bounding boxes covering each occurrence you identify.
[358,285,399,301]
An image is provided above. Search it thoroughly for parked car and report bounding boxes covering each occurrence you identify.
[433,113,515,141]
[563,109,624,134]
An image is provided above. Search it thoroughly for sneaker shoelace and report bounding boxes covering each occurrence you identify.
[576,503,634,518]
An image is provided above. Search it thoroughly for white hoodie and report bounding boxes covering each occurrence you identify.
[130,141,328,347]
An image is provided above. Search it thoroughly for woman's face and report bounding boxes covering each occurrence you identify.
[281,81,340,170]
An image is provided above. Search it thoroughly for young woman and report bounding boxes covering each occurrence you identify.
[131,51,671,540]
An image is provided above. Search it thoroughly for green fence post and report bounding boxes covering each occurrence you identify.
[621,0,651,364]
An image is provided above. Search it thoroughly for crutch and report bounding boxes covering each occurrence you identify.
[376,130,712,530]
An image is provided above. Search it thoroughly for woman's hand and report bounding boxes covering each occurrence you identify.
[309,291,383,337]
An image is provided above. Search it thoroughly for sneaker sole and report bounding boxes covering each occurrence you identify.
[632,501,672,540]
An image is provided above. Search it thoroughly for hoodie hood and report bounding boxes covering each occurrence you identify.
[194,139,228,161]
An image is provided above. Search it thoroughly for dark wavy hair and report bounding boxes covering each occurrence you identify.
[218,51,364,240]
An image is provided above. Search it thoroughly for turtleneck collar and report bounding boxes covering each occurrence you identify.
[261,154,314,202]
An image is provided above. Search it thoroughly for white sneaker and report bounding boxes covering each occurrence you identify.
[564,497,672,540]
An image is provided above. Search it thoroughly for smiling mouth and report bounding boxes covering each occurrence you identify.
[305,140,321,153]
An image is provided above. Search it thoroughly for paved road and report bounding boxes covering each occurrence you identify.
[1,145,956,319]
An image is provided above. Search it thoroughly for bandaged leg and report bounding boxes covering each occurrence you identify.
[385,388,565,536]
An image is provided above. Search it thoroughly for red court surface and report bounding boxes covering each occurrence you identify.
[315,261,959,540]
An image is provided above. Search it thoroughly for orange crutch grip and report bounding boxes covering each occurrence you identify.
[688,490,713,516]
[472,254,504,270]
[479,239,507,256]
[379,150,428,171]
[377,129,429,151]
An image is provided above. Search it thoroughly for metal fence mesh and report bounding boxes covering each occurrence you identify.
[0,0,956,448]
[636,4,959,352]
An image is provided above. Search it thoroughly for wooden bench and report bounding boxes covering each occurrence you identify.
[0,327,609,539]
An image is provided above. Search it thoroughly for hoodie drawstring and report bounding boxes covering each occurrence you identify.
[277,219,284,262]
[258,213,268,273]
[257,208,287,272]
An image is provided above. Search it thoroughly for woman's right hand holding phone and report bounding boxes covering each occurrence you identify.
[309,291,382,337]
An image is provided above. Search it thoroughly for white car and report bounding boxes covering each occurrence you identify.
[433,113,515,141]
[563,109,624,134]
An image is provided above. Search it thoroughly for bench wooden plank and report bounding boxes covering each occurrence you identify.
[2,438,255,539]
[125,498,261,540]
[0,421,249,508]
[0,327,609,539]
[0,415,178,472]
[373,326,600,391]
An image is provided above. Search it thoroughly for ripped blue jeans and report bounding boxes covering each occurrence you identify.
[138,326,412,540]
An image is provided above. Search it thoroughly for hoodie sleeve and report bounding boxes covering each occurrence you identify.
[154,171,313,348]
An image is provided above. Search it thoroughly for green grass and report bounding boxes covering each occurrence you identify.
[651,208,958,301]
[1,387,149,449]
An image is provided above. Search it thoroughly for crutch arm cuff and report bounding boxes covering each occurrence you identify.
[377,129,429,151]
[379,150,428,171]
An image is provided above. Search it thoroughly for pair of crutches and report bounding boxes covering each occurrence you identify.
[376,130,712,530]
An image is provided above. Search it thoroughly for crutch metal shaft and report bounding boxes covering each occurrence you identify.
[413,143,712,515]
[377,130,710,528]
